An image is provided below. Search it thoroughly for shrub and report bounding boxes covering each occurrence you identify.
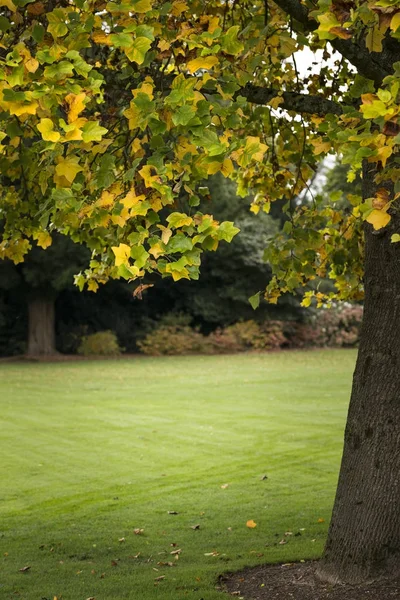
[285,303,363,349]
[137,322,212,356]
[78,330,121,356]
[207,320,287,353]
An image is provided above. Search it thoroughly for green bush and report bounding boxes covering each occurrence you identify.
[78,330,121,356]
[137,324,212,356]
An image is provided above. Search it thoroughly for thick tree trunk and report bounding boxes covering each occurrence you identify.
[27,295,57,356]
[317,163,400,584]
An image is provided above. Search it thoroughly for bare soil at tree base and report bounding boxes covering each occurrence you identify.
[222,562,400,600]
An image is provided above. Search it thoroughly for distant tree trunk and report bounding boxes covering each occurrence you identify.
[27,294,57,356]
[317,163,400,583]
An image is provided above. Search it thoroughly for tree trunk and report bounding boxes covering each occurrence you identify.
[27,295,57,356]
[317,163,400,584]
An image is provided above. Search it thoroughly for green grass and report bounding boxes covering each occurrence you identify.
[0,350,356,600]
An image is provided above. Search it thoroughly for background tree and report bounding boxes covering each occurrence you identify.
[1,0,400,587]
[0,234,89,355]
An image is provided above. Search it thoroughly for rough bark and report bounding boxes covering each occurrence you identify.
[27,294,57,356]
[316,163,400,584]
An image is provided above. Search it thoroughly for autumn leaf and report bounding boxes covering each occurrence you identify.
[37,119,61,143]
[55,157,83,184]
[246,520,257,528]
[366,210,391,230]
[65,92,86,123]
[186,56,219,74]
[112,243,131,266]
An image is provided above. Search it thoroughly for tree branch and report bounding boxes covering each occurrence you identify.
[240,83,343,116]
[272,0,392,87]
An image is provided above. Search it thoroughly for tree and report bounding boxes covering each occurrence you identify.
[0,234,89,355]
[1,0,400,586]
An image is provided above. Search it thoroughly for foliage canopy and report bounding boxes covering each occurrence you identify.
[1,0,400,304]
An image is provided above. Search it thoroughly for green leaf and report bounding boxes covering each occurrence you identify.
[110,32,133,48]
[125,37,152,64]
[172,104,196,126]
[47,9,69,38]
[217,221,240,242]
[130,245,150,268]
[44,61,74,80]
[82,121,108,142]
[167,212,193,228]
[391,233,400,243]
[166,232,193,253]
[0,16,11,31]
[221,26,244,55]
[249,292,261,310]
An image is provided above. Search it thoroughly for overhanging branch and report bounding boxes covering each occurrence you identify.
[272,0,392,87]
[240,83,343,116]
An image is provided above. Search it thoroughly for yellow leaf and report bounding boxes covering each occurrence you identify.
[112,243,131,266]
[92,31,112,45]
[158,39,170,52]
[186,56,218,74]
[390,13,400,32]
[132,81,154,100]
[246,520,257,529]
[365,26,384,53]
[36,231,52,249]
[139,164,160,188]
[25,57,39,73]
[158,225,173,244]
[124,104,141,130]
[1,99,38,116]
[97,190,115,207]
[207,161,221,175]
[375,145,393,168]
[366,209,391,230]
[121,189,144,208]
[65,92,86,123]
[37,118,61,143]
[149,242,165,258]
[0,0,16,11]
[221,158,234,177]
[268,96,284,109]
[111,214,127,227]
[372,188,390,210]
[171,1,188,16]
[55,157,83,184]
[87,280,99,292]
[311,138,331,155]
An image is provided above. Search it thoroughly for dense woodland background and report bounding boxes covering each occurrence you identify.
[0,164,362,357]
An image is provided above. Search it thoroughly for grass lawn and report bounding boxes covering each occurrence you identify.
[0,350,356,600]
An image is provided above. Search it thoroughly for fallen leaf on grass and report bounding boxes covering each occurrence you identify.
[279,539,287,545]
[284,531,293,536]
[190,524,200,530]
[111,560,118,567]
[220,483,229,489]
[204,551,219,556]
[133,528,144,535]
[19,566,31,573]
[154,575,165,581]
[170,548,182,555]
[317,518,325,523]
[86,597,96,600]
[168,511,178,515]
[100,573,105,578]
[260,474,268,480]
[246,520,257,528]
[118,537,125,543]
[157,561,175,567]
